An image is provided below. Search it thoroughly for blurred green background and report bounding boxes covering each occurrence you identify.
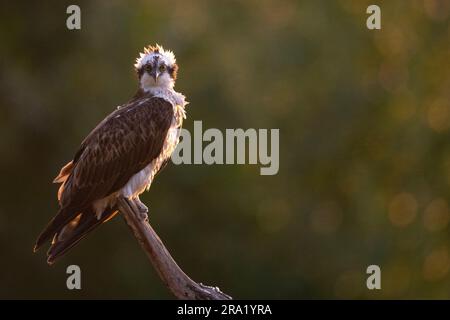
[1,0,449,299]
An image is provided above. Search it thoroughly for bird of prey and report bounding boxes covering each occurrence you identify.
[34,45,187,264]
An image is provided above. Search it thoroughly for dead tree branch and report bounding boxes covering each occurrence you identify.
[117,197,232,300]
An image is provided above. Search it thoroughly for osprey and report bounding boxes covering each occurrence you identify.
[34,45,187,264]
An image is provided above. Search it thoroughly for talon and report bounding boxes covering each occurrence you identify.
[137,210,148,221]
[135,199,148,221]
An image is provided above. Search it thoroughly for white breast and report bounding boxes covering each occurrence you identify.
[120,95,185,199]
[120,124,180,199]
[92,90,186,219]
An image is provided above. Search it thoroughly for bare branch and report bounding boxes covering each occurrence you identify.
[117,197,232,300]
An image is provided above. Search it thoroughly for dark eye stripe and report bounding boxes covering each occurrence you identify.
[169,64,178,80]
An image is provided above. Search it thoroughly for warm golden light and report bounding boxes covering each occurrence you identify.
[423,246,450,281]
[423,198,450,232]
[427,99,450,132]
[388,193,418,227]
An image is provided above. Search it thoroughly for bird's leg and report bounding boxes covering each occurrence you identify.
[134,196,149,221]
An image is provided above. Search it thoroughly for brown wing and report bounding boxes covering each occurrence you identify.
[62,97,173,208]
[35,96,173,249]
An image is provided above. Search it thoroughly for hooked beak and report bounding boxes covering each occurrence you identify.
[149,70,160,83]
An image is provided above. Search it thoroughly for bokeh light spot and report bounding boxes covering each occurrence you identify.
[388,193,417,227]
[426,99,450,132]
[423,198,450,232]
[423,246,450,281]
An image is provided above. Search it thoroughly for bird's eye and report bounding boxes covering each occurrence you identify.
[159,65,166,72]
[145,64,152,72]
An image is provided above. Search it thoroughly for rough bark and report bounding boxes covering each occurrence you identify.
[117,197,232,300]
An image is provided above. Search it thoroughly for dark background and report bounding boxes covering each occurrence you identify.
[1,0,449,299]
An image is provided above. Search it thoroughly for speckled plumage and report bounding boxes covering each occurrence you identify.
[35,45,187,264]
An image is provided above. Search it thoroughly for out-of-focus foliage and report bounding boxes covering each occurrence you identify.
[0,0,449,299]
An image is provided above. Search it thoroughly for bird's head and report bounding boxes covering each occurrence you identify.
[134,44,178,91]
